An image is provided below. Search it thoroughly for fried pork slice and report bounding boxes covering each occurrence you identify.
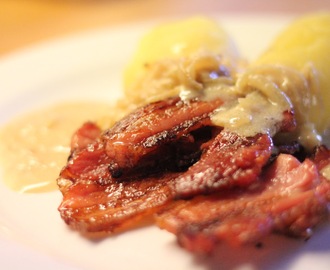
[57,131,272,234]
[58,122,179,233]
[58,104,275,234]
[173,131,273,198]
[58,172,178,234]
[156,152,330,253]
[102,96,223,178]
[57,95,294,235]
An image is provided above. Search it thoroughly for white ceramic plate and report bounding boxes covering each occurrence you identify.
[0,15,329,270]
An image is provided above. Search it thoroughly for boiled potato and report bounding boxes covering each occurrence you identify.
[123,16,240,93]
[255,12,330,136]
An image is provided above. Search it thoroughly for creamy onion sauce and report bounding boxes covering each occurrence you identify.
[160,55,321,148]
[127,50,323,149]
[0,102,113,193]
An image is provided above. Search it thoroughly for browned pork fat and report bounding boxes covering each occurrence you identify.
[57,92,330,254]
[173,131,272,198]
[102,96,223,178]
[156,149,330,253]
[57,96,277,234]
[58,169,178,233]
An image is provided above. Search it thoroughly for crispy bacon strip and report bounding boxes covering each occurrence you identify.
[102,97,223,178]
[156,152,330,253]
[58,172,177,234]
[59,126,180,233]
[173,131,273,198]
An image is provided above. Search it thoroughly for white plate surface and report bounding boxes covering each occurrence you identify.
[0,15,329,270]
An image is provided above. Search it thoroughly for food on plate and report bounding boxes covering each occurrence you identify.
[57,13,330,253]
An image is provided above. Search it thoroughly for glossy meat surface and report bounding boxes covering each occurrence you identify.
[58,97,223,233]
[102,97,223,178]
[156,151,330,253]
[58,94,329,250]
[59,171,177,233]
[58,97,274,234]
[58,127,179,233]
[173,131,272,198]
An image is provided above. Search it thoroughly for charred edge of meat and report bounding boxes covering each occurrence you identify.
[103,97,223,178]
[110,126,219,182]
[172,131,273,199]
[270,141,306,164]
[106,121,214,179]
